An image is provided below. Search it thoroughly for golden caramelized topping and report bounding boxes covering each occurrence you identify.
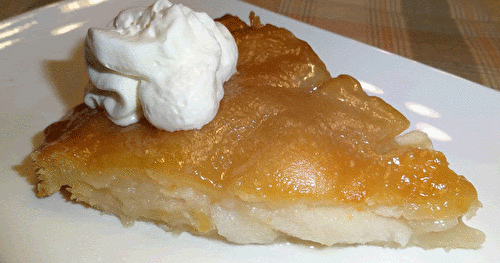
[34,15,478,222]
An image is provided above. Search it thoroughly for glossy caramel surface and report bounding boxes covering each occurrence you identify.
[35,15,478,220]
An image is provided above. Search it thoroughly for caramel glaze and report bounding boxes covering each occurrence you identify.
[34,14,478,221]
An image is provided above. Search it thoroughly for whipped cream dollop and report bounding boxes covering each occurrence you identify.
[84,0,238,131]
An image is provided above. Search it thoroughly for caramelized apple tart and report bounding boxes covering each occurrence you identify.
[31,14,484,248]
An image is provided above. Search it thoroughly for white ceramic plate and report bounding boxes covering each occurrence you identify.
[1,0,499,262]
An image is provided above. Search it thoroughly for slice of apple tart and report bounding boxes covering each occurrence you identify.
[31,11,484,249]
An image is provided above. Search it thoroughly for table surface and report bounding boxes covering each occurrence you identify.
[1,0,499,91]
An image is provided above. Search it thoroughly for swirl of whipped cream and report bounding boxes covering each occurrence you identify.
[84,0,238,131]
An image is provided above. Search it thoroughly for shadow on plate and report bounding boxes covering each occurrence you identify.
[42,38,89,111]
